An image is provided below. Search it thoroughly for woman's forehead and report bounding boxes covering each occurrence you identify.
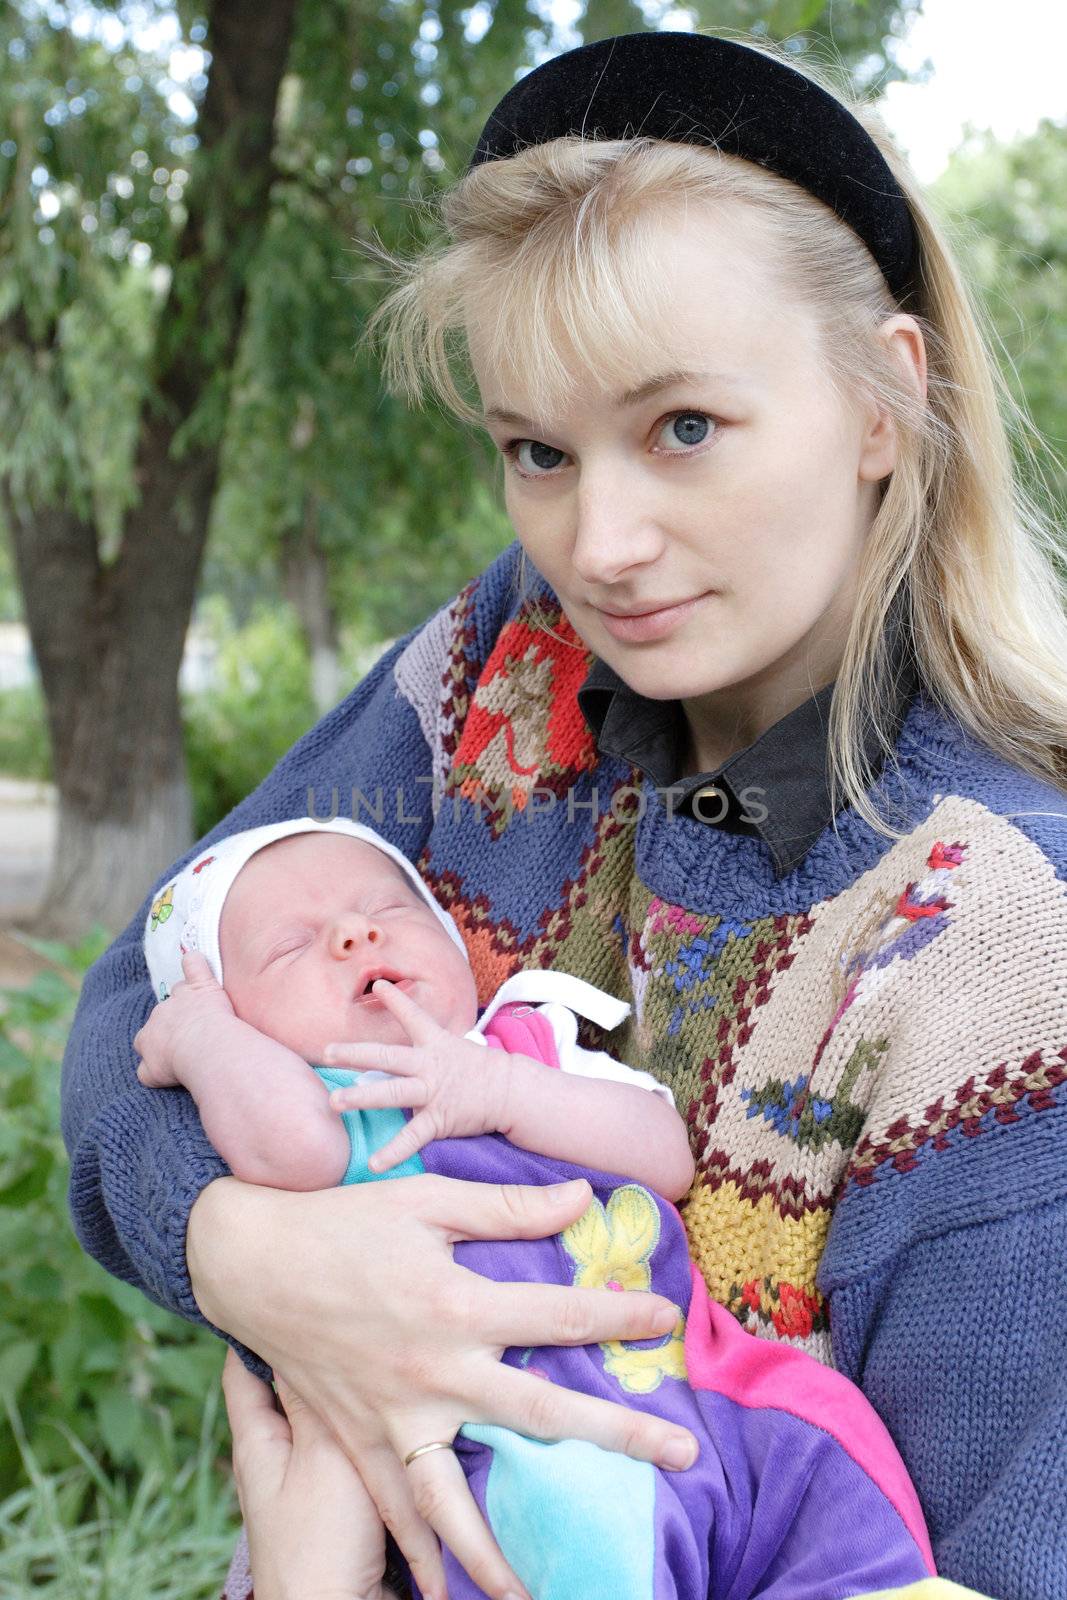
[467,260,809,428]
[467,211,810,429]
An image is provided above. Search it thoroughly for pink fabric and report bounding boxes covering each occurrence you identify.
[481,1002,561,1068]
[683,1262,936,1574]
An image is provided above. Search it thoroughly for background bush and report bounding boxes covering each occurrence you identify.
[0,683,52,784]
[0,940,238,1595]
[182,600,318,838]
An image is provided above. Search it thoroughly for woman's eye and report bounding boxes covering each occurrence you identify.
[503,414,713,475]
[655,411,715,452]
[507,439,568,476]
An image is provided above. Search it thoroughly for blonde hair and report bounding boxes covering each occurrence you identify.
[370,36,1067,835]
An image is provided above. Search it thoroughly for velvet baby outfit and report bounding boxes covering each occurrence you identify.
[64,543,1067,1599]
[317,967,934,1600]
[142,827,931,1599]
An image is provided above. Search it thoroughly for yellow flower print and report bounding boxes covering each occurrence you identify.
[562,1184,687,1394]
[150,886,174,931]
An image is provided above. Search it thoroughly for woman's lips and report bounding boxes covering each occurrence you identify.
[594,592,713,644]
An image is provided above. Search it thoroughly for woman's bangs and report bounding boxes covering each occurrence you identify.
[463,218,676,423]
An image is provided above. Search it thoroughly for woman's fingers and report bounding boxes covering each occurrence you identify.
[420,1174,596,1243]
[330,1077,430,1112]
[478,1278,678,1349]
[221,1350,295,1518]
[222,1348,291,1450]
[401,1443,531,1600]
[356,1443,450,1600]
[478,1362,698,1471]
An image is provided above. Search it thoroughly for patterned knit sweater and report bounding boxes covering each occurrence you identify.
[63,543,1067,1600]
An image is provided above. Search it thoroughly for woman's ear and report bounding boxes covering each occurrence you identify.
[858,314,928,483]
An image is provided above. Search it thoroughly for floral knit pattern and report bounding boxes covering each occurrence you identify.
[414,592,1067,1367]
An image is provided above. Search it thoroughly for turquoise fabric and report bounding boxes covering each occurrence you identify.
[311,1066,426,1184]
[464,1423,657,1600]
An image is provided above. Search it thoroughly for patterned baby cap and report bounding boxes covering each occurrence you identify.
[143,817,467,1003]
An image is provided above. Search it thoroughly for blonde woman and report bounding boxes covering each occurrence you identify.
[63,30,1067,1600]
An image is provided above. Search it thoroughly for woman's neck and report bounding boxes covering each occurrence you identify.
[679,656,840,777]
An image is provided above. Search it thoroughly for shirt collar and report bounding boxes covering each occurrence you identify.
[577,599,920,879]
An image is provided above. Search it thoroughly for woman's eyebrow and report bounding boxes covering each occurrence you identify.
[481,369,743,429]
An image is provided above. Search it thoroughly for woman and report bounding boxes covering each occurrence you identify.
[62,30,1067,1600]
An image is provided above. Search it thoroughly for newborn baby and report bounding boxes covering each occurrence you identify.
[138,817,935,1600]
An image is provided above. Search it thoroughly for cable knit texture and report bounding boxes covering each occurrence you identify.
[63,542,1067,1600]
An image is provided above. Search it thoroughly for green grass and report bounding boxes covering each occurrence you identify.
[0,938,240,1598]
[0,1389,238,1599]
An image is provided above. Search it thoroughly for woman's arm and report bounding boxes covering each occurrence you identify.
[826,1190,1067,1599]
[189,1174,700,1600]
[135,953,349,1191]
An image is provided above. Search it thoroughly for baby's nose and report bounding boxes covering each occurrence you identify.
[328,913,381,956]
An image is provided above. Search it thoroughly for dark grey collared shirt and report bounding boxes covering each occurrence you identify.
[577,615,920,879]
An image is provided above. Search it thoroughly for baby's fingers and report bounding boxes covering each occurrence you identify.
[323,1041,420,1075]
[330,1078,430,1114]
[367,1110,439,1172]
[367,978,445,1047]
[181,950,219,986]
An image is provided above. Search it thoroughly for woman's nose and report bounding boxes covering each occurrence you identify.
[570,468,664,584]
[327,913,382,959]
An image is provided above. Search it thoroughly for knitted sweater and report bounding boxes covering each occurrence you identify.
[62,542,1067,1600]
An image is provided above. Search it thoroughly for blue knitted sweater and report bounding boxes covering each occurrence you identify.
[62,543,1067,1599]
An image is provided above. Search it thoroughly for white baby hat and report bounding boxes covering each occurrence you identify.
[143,817,467,1002]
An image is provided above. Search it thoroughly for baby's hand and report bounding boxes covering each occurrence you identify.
[134,951,237,1090]
[323,980,515,1172]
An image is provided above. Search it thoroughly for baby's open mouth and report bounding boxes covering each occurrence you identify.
[352,970,412,1003]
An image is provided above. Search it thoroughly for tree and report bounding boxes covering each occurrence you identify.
[1,0,927,936]
[2,0,299,934]
[933,120,1067,531]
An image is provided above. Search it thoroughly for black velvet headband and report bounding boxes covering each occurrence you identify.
[469,32,917,300]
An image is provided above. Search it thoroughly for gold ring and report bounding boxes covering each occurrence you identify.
[403,1441,455,1468]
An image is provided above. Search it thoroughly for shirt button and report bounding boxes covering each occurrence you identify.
[691,784,729,824]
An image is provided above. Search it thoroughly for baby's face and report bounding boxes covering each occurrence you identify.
[218,834,479,1061]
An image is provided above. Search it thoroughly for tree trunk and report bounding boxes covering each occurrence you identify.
[282,496,342,716]
[4,446,209,933]
[2,0,300,936]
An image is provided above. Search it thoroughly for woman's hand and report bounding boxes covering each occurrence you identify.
[222,1349,397,1600]
[189,1174,697,1600]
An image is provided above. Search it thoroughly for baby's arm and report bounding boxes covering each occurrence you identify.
[134,953,349,1190]
[325,980,695,1201]
[500,1045,695,1201]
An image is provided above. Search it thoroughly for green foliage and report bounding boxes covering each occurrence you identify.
[330,481,509,641]
[182,599,316,836]
[1,1391,237,1597]
[0,943,233,1520]
[934,120,1067,526]
[0,681,52,781]
[0,2,188,516]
